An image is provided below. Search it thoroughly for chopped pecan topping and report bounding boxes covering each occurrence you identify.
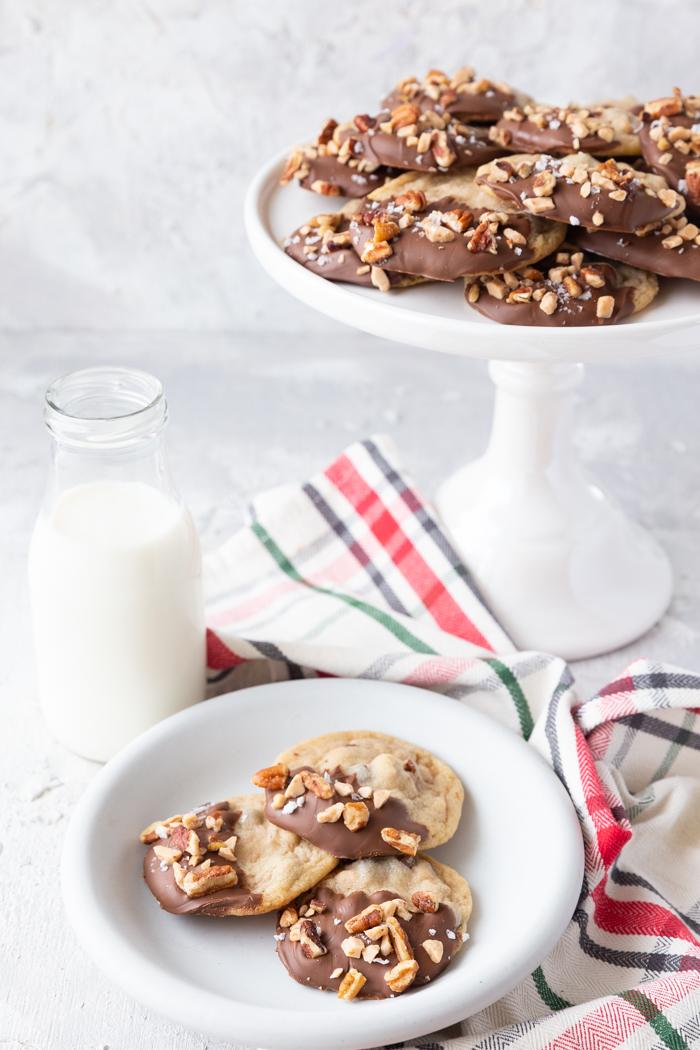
[354,113,375,132]
[539,290,558,315]
[381,827,421,855]
[644,96,684,120]
[373,219,400,243]
[279,149,304,186]
[317,802,345,823]
[364,923,390,942]
[395,189,426,212]
[431,130,456,167]
[384,959,419,993]
[299,919,327,959]
[532,170,556,197]
[341,936,364,959]
[467,218,497,254]
[181,813,202,830]
[422,939,444,963]
[373,788,391,808]
[300,769,333,799]
[279,906,298,928]
[563,276,582,298]
[412,891,439,913]
[205,812,224,832]
[271,793,286,810]
[423,212,455,243]
[386,915,414,962]
[442,208,473,233]
[391,102,421,130]
[337,967,367,1001]
[330,967,344,979]
[523,197,555,214]
[307,899,327,915]
[252,763,288,790]
[362,944,380,963]
[139,814,182,844]
[317,118,338,145]
[357,785,373,798]
[686,160,700,208]
[361,240,393,264]
[218,835,237,862]
[580,266,605,288]
[152,845,182,865]
[596,295,615,319]
[343,801,370,831]
[345,905,384,934]
[285,773,306,798]
[334,780,353,797]
[504,227,527,247]
[172,861,237,898]
[488,159,515,183]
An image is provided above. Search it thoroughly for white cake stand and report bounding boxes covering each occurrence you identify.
[245,151,700,660]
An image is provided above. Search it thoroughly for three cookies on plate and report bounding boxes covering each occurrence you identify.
[139,730,470,1002]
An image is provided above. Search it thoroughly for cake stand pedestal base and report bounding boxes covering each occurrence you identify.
[434,360,673,661]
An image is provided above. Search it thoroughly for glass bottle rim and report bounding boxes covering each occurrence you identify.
[44,366,168,449]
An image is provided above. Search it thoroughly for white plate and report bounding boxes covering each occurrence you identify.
[61,678,584,1050]
[244,150,700,363]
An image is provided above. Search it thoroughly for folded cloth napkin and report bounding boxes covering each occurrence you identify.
[204,435,700,1050]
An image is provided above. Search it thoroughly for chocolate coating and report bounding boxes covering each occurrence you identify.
[355,113,501,173]
[570,225,700,281]
[350,198,535,281]
[382,86,516,124]
[298,154,390,198]
[493,118,620,156]
[639,114,700,215]
[283,219,410,287]
[143,802,263,916]
[466,254,635,327]
[477,157,681,233]
[264,769,428,859]
[276,886,459,998]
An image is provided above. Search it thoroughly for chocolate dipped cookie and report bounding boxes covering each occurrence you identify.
[477,153,685,234]
[569,216,700,281]
[490,103,640,157]
[280,118,393,198]
[346,171,566,281]
[253,731,464,859]
[275,855,472,1000]
[139,796,338,916]
[383,67,532,125]
[638,90,700,215]
[348,106,501,174]
[464,243,658,326]
[282,211,427,291]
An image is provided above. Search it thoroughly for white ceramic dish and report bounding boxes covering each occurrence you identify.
[61,678,584,1050]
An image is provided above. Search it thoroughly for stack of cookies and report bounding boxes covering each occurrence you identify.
[139,731,470,1002]
[280,69,700,327]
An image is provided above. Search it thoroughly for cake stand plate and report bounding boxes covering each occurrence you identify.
[245,151,700,660]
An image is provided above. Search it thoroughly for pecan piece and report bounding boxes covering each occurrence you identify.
[300,769,333,799]
[341,936,364,958]
[431,130,457,168]
[354,113,375,132]
[251,763,288,790]
[279,906,298,928]
[539,290,558,315]
[218,835,237,862]
[504,227,527,247]
[152,845,182,865]
[361,240,393,264]
[580,266,605,288]
[423,213,455,243]
[596,295,615,319]
[644,96,683,120]
[172,862,237,898]
[373,788,391,809]
[334,780,353,796]
[373,219,400,243]
[442,208,473,233]
[337,967,367,1001]
[279,148,304,186]
[317,802,344,823]
[307,899,327,915]
[532,170,556,197]
[317,118,338,145]
[386,915,414,961]
[391,102,421,130]
[381,827,421,855]
[467,219,497,254]
[311,180,341,196]
[343,801,370,831]
[139,814,182,844]
[395,189,426,212]
[299,919,327,959]
[686,160,700,209]
[412,890,438,914]
[284,773,306,798]
[523,197,555,214]
[384,959,419,993]
[488,159,515,183]
[345,905,384,934]
[422,939,444,963]
[205,812,224,832]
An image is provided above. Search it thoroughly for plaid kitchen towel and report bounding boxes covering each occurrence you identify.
[204,435,700,1050]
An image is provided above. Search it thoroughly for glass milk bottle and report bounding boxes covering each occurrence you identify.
[28,366,206,762]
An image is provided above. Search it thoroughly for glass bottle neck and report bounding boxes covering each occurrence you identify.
[41,367,180,516]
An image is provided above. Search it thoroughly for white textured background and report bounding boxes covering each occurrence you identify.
[1,0,700,333]
[5,4,700,1049]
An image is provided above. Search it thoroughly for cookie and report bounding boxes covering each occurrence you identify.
[275,855,472,1000]
[465,243,658,326]
[569,217,700,281]
[280,118,393,198]
[476,153,686,234]
[282,212,427,290]
[490,103,640,157]
[139,796,338,916]
[253,730,464,858]
[346,171,566,281]
[383,67,532,125]
[347,107,502,173]
[638,90,700,215]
